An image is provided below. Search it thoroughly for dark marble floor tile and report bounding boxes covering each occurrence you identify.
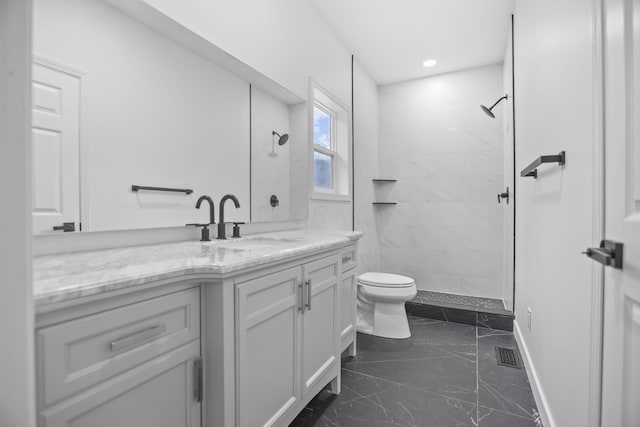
[477,406,542,427]
[290,369,478,427]
[344,356,477,403]
[477,312,514,332]
[406,302,478,327]
[442,307,478,327]
[291,314,540,427]
[477,329,538,420]
[344,319,478,403]
[405,302,447,321]
[345,319,477,364]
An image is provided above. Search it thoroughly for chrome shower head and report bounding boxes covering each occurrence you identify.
[480,95,508,118]
[272,131,289,146]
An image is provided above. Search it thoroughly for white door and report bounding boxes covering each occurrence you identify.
[31,62,81,234]
[601,0,640,425]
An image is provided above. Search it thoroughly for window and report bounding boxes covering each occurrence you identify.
[311,85,350,200]
[313,104,335,190]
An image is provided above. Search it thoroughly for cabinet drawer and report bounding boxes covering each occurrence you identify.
[37,287,200,407]
[341,246,356,272]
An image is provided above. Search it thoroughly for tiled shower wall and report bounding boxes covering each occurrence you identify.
[377,64,504,299]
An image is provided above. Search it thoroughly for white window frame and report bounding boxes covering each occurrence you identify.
[309,82,351,202]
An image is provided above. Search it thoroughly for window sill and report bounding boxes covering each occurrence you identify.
[310,192,351,202]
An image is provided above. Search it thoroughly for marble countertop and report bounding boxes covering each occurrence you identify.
[34,229,362,308]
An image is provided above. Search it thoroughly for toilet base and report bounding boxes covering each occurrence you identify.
[357,300,412,339]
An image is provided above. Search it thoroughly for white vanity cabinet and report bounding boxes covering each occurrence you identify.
[35,287,202,427]
[235,253,341,427]
[34,232,362,427]
[339,244,358,355]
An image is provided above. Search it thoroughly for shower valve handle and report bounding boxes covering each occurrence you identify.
[497,187,509,204]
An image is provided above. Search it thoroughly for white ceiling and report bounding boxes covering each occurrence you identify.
[309,0,515,85]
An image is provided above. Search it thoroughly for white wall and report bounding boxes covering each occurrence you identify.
[377,64,505,298]
[289,102,310,222]
[33,0,250,232]
[353,60,380,274]
[140,0,352,105]
[0,0,35,425]
[513,0,596,425]
[250,86,291,222]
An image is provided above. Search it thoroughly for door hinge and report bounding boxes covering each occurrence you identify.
[194,357,203,403]
[582,240,623,269]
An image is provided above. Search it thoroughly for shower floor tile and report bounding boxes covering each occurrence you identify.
[411,290,512,315]
[290,316,541,427]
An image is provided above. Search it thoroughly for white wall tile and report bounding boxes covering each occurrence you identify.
[377,64,505,299]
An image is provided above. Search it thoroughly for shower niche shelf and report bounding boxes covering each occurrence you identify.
[372,179,397,205]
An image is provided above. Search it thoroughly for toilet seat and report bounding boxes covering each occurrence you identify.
[358,282,417,303]
[358,272,415,288]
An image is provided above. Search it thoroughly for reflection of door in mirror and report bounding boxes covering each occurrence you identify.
[31,62,81,234]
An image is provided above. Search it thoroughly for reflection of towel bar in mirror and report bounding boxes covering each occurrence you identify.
[131,185,193,195]
[520,151,565,179]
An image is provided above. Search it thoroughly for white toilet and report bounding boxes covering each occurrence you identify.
[356,272,417,339]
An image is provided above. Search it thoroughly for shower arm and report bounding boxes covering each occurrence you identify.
[488,95,508,110]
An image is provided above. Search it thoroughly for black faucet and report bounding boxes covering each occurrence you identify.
[187,195,215,241]
[217,194,240,240]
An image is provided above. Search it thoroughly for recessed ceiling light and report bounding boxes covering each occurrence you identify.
[422,59,437,68]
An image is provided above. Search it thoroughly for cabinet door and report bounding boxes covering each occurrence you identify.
[340,270,357,353]
[41,341,201,427]
[301,255,340,400]
[236,267,302,427]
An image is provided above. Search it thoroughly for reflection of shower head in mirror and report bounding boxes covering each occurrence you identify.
[480,95,508,118]
[270,131,290,156]
[272,131,289,146]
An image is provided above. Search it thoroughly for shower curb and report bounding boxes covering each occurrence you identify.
[405,301,514,331]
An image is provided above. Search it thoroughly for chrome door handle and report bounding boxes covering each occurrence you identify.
[305,279,312,311]
[110,324,165,352]
[299,280,305,313]
[582,239,623,269]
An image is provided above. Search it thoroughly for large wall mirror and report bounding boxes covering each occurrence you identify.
[31,0,307,234]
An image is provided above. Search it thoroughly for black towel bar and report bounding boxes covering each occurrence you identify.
[520,151,565,178]
[131,185,193,195]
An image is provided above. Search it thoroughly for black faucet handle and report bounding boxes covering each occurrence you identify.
[232,222,245,238]
[186,223,211,241]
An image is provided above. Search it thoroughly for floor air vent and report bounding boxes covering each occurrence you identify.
[495,346,521,369]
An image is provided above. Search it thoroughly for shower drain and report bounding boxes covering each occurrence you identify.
[495,346,522,369]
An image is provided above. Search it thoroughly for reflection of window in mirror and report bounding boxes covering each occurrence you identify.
[311,85,351,201]
[313,104,335,190]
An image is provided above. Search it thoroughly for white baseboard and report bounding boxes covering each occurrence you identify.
[513,320,557,427]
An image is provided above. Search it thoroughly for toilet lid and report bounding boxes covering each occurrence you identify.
[358,272,415,288]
